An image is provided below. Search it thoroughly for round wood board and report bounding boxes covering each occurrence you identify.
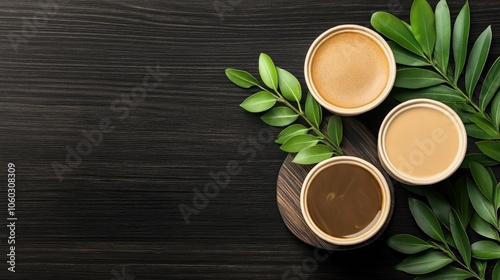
[276,117,395,250]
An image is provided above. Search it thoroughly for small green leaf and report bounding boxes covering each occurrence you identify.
[492,90,500,129]
[467,178,497,227]
[327,115,342,148]
[225,68,260,88]
[480,57,500,110]
[410,0,436,58]
[414,267,472,280]
[465,26,492,97]
[469,162,494,201]
[454,102,476,113]
[469,115,500,139]
[434,0,451,72]
[388,41,430,66]
[239,91,276,113]
[259,53,278,90]
[450,211,471,267]
[448,176,472,227]
[470,213,500,241]
[404,184,426,196]
[280,134,319,153]
[394,68,446,89]
[446,103,473,124]
[493,260,500,280]
[495,182,500,211]
[472,240,500,260]
[275,124,309,144]
[387,234,434,254]
[409,197,445,242]
[292,144,333,165]
[465,123,497,140]
[395,251,452,275]
[371,12,423,56]
[277,67,302,104]
[260,107,298,127]
[305,92,322,128]
[425,189,452,229]
[392,85,465,103]
[452,1,470,81]
[477,140,500,162]
[476,261,487,279]
[460,153,499,169]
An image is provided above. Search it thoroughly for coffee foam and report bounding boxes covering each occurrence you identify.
[310,30,390,109]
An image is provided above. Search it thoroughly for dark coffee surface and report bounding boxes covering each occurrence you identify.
[307,164,382,238]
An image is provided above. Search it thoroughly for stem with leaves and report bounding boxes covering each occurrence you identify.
[371,0,500,165]
[226,53,343,164]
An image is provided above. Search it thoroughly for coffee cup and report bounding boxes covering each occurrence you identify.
[300,156,392,246]
[304,24,396,116]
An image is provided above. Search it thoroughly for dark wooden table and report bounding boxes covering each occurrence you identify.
[1,0,499,279]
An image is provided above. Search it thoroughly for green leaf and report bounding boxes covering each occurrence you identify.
[410,0,436,58]
[392,85,465,103]
[465,123,497,140]
[409,197,445,242]
[327,115,342,148]
[470,213,500,241]
[387,234,434,254]
[239,91,276,113]
[280,134,319,153]
[434,0,451,72]
[496,182,500,211]
[394,68,446,89]
[493,260,500,280]
[448,176,472,227]
[388,41,430,66]
[452,1,470,81]
[492,90,500,129]
[260,107,298,127]
[465,26,492,97]
[425,189,452,229]
[414,267,472,280]
[258,53,278,90]
[277,67,302,104]
[404,184,426,196]
[480,57,500,110]
[469,162,494,201]
[460,153,499,169]
[476,261,487,279]
[469,115,500,139]
[275,124,309,144]
[371,12,423,56]
[450,211,471,267]
[454,102,476,113]
[467,178,497,227]
[472,241,500,260]
[292,144,333,165]
[225,68,260,89]
[395,251,452,275]
[477,140,500,162]
[446,103,473,124]
[305,92,322,128]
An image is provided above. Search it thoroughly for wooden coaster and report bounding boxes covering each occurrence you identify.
[276,117,395,250]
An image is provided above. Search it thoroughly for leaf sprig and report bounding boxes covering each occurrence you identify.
[226,53,344,164]
[371,0,500,164]
[390,168,500,279]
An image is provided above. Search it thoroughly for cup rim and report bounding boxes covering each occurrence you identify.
[300,156,392,246]
[304,24,396,116]
[378,99,467,185]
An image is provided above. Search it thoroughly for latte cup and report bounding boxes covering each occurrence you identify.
[304,25,396,116]
[300,156,392,246]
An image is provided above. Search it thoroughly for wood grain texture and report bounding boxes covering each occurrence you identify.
[0,0,498,279]
[277,118,394,251]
